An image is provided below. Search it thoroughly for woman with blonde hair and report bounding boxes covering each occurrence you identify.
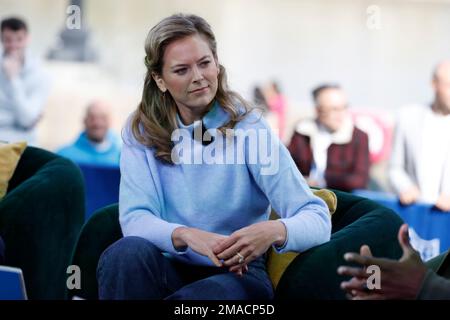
[97,13,331,300]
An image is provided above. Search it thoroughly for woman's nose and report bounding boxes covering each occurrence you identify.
[192,66,204,82]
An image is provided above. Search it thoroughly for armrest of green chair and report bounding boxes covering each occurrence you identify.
[0,146,85,299]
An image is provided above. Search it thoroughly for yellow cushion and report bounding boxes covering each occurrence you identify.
[311,188,337,215]
[266,188,337,289]
[0,141,27,199]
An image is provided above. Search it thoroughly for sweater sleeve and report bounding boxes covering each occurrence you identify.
[243,114,331,253]
[118,122,188,256]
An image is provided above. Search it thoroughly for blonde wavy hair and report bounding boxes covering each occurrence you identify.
[131,14,251,163]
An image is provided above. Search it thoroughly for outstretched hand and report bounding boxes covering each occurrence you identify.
[337,224,427,300]
[172,227,250,276]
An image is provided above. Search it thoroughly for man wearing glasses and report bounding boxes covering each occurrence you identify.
[288,84,369,192]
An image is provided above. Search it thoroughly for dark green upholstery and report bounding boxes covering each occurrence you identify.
[276,190,404,299]
[0,146,85,299]
[69,204,122,300]
[69,189,403,300]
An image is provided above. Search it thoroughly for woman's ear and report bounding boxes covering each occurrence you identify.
[151,72,167,93]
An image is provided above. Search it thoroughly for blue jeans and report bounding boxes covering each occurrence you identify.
[97,236,274,300]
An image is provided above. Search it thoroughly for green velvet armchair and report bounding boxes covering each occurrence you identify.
[69,190,404,300]
[0,147,85,299]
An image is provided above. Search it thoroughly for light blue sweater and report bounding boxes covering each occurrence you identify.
[119,102,331,266]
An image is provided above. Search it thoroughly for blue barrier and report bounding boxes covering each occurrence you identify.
[354,190,450,261]
[78,164,121,220]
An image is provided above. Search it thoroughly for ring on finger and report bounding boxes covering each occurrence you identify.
[236,252,244,264]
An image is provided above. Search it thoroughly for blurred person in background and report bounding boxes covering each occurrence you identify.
[288,84,369,192]
[389,61,450,211]
[96,14,331,300]
[264,81,287,140]
[57,100,121,166]
[0,17,50,145]
[0,236,5,264]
